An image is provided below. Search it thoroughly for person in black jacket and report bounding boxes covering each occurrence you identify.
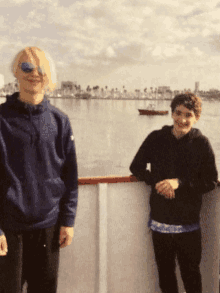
[130,93,218,293]
[0,47,78,293]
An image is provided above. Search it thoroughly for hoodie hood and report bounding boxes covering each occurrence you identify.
[5,92,49,115]
[5,92,50,146]
[161,125,203,141]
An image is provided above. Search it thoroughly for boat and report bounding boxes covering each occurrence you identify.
[75,93,92,99]
[138,109,169,115]
[138,103,168,115]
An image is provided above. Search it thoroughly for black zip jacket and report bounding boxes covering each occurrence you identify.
[130,125,218,225]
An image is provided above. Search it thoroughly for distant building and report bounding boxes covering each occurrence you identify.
[158,86,171,94]
[61,81,77,91]
[157,86,172,100]
[195,82,199,93]
[209,88,219,93]
[173,90,180,96]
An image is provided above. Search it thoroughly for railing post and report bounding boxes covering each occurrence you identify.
[98,183,108,293]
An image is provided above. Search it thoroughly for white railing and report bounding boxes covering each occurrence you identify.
[56,175,220,293]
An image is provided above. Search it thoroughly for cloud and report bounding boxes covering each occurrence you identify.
[202,28,212,37]
[106,47,116,58]
[0,0,28,6]
[152,46,162,58]
[12,0,28,4]
[48,5,74,26]
[192,47,204,57]
[0,16,7,31]
[33,2,220,69]
[142,7,153,15]
[152,44,186,60]
[13,15,42,33]
[1,0,220,90]
[27,10,46,22]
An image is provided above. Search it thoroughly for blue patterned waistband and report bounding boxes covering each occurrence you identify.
[149,219,200,233]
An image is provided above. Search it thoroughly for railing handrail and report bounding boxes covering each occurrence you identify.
[78,175,220,186]
[78,175,139,185]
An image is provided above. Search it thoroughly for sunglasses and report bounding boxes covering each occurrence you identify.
[19,62,45,75]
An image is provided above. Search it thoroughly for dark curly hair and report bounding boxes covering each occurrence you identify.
[170,92,202,120]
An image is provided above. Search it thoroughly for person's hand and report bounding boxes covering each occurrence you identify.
[155,179,179,199]
[59,226,74,248]
[0,234,8,256]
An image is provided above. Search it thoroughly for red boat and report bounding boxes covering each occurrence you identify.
[138,109,169,115]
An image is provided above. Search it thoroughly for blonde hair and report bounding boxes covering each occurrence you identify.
[11,46,57,92]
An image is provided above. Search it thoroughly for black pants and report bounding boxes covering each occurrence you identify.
[0,225,60,293]
[152,229,202,293]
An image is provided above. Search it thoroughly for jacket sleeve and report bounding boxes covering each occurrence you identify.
[0,180,7,236]
[179,138,218,195]
[0,116,9,236]
[129,133,154,185]
[59,118,78,227]
[0,177,5,236]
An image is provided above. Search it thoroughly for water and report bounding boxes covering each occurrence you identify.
[50,98,220,178]
[1,97,220,177]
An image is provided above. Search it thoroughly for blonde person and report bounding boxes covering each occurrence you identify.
[0,47,78,293]
[130,93,218,293]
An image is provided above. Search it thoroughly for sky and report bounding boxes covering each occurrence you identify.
[1,0,220,91]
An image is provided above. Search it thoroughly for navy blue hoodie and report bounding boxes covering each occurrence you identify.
[0,92,78,235]
[130,125,218,225]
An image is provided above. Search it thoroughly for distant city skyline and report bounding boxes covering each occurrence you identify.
[3,78,220,96]
[1,0,220,92]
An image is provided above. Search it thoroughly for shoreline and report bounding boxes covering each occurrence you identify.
[49,96,173,101]
[0,94,218,101]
